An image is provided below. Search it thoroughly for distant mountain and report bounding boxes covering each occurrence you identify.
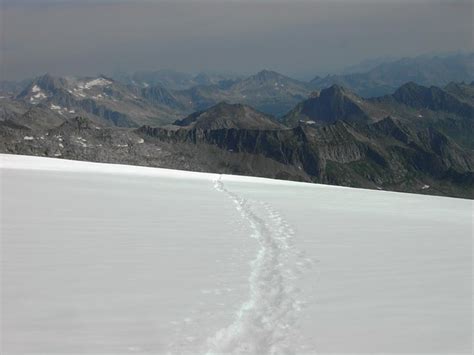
[173,102,283,130]
[3,70,313,127]
[379,82,474,117]
[113,70,195,90]
[340,56,397,74]
[444,81,474,105]
[0,79,32,97]
[9,74,186,127]
[112,70,243,91]
[176,70,313,117]
[311,53,474,97]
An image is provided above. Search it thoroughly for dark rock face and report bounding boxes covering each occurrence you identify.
[284,85,370,126]
[138,116,474,198]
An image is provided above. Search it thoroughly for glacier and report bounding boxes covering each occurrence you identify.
[1,154,472,354]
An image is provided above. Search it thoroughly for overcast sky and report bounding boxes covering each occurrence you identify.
[1,0,472,81]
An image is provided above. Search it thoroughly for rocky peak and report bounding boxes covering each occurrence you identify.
[173,102,282,130]
[34,74,68,92]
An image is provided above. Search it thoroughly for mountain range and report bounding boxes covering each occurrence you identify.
[0,53,474,198]
[1,74,473,198]
[311,53,474,97]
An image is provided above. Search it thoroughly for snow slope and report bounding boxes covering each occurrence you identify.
[1,154,472,354]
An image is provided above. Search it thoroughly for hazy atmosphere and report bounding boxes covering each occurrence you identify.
[1,0,472,80]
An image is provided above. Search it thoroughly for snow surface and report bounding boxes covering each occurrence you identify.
[1,154,472,354]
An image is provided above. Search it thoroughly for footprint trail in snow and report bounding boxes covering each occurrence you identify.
[208,176,313,354]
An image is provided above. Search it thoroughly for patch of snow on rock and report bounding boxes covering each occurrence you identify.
[23,136,34,141]
[84,78,112,90]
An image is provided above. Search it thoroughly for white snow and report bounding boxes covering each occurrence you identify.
[29,86,47,103]
[83,78,112,89]
[422,184,430,190]
[69,110,75,114]
[137,138,145,144]
[23,136,34,140]
[75,137,88,148]
[50,104,61,110]
[70,78,111,99]
[1,154,472,354]
[34,92,47,99]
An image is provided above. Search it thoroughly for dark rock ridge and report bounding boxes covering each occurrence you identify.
[138,114,473,198]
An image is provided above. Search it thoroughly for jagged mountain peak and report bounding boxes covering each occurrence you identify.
[173,101,283,130]
[18,73,68,97]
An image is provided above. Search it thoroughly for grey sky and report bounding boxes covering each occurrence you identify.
[1,0,472,81]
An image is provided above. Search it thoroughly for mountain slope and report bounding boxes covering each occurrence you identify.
[283,85,371,126]
[284,82,474,151]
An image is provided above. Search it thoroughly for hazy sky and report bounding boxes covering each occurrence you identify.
[1,0,472,80]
